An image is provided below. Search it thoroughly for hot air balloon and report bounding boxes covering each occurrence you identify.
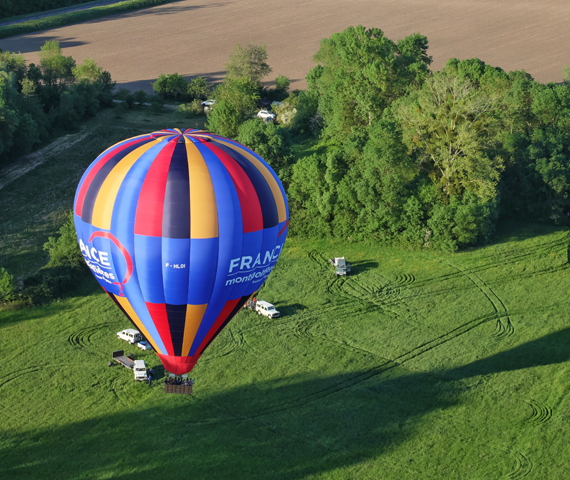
[74,128,288,374]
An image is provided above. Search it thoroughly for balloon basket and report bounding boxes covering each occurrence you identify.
[164,383,193,395]
[164,373,193,395]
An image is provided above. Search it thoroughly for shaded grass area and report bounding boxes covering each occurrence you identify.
[1,225,570,478]
[0,0,180,39]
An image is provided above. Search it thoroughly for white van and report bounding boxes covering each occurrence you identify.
[255,300,280,318]
[117,329,142,344]
[134,360,148,381]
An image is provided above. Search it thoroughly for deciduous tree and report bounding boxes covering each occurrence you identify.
[225,43,272,84]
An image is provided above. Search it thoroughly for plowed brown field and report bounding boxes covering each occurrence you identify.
[1,0,569,91]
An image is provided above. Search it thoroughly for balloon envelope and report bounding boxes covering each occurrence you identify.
[74,128,288,374]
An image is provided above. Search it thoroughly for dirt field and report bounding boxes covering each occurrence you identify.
[0,0,569,91]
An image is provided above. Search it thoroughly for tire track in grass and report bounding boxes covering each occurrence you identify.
[67,323,108,347]
[67,323,110,358]
[492,318,515,338]
[200,327,252,362]
[337,274,437,335]
[208,246,557,418]
[446,262,514,339]
[523,400,553,424]
[243,312,498,418]
[503,449,533,478]
[185,312,496,425]
[392,273,416,286]
[0,366,44,389]
[400,235,568,293]
[307,249,459,334]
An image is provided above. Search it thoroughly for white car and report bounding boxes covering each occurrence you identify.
[201,99,215,106]
[117,329,142,344]
[257,109,276,120]
[137,340,153,351]
[255,300,280,318]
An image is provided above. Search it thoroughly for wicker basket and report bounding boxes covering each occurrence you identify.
[164,383,193,395]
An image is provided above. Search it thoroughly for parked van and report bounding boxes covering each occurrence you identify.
[255,300,280,318]
[134,360,148,381]
[117,329,142,344]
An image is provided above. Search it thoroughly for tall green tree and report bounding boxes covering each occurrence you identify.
[213,77,260,117]
[225,43,272,84]
[236,119,293,182]
[38,40,75,89]
[187,76,211,100]
[311,26,432,142]
[152,73,188,100]
[205,100,242,138]
[0,68,19,160]
[393,71,504,203]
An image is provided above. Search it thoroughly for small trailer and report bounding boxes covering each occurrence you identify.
[112,350,135,369]
[330,257,351,276]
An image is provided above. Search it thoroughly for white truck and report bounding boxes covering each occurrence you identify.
[255,300,280,318]
[133,360,148,381]
[117,329,142,344]
[329,257,351,277]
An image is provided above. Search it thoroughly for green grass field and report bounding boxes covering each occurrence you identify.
[1,109,570,479]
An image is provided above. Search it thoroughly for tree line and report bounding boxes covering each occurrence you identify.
[0,41,115,166]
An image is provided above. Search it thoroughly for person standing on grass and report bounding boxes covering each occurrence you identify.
[148,375,153,387]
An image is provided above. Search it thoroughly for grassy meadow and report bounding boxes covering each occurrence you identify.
[1,108,570,479]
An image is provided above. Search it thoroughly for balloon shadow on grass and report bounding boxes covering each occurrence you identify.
[2,327,570,479]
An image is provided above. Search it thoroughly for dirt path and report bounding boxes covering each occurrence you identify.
[0,130,91,192]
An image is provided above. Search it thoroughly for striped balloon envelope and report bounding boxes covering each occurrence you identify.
[74,128,288,374]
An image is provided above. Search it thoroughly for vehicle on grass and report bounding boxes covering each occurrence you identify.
[330,257,351,276]
[201,99,215,106]
[137,340,153,351]
[117,329,142,344]
[113,350,135,369]
[257,109,276,121]
[256,300,280,318]
[134,360,148,381]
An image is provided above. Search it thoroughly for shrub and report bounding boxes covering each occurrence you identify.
[0,268,18,303]
[187,76,211,100]
[113,102,128,117]
[150,101,163,114]
[23,265,87,305]
[152,73,188,100]
[205,100,241,138]
[114,88,135,108]
[236,119,294,182]
[176,99,203,118]
[43,211,84,267]
[133,89,148,106]
[275,74,290,92]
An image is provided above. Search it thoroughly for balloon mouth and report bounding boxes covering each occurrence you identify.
[157,353,199,375]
